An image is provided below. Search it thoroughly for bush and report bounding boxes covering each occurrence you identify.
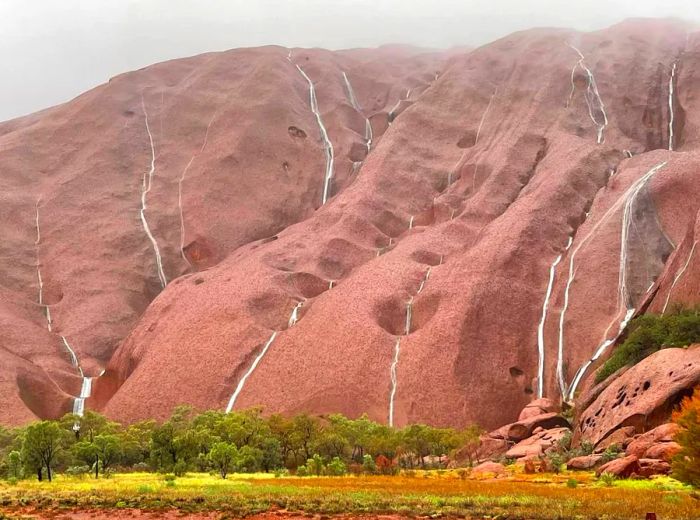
[163,473,177,482]
[362,454,376,474]
[65,466,91,479]
[566,478,578,488]
[672,387,700,487]
[173,460,188,477]
[326,457,347,476]
[596,309,700,384]
[599,472,617,487]
[296,465,308,477]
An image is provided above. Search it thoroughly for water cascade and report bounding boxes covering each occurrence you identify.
[564,162,667,400]
[34,201,52,331]
[662,241,697,314]
[295,65,335,204]
[140,96,168,288]
[342,72,373,153]
[567,43,608,144]
[536,236,573,398]
[668,62,677,151]
[179,110,218,266]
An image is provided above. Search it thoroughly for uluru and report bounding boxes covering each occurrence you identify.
[1,15,699,445]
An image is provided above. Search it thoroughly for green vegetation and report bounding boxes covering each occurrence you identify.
[595,308,700,384]
[0,407,482,482]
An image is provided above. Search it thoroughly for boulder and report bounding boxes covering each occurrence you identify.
[475,435,511,461]
[518,398,560,421]
[490,413,570,443]
[637,459,672,478]
[643,442,681,462]
[505,427,570,459]
[594,426,636,453]
[576,347,700,446]
[472,461,506,477]
[596,455,640,478]
[567,454,603,470]
[626,423,680,457]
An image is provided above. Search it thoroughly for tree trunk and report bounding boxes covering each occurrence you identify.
[47,464,52,482]
[37,467,42,481]
[95,456,100,479]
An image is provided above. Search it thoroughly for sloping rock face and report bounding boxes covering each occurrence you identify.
[575,347,700,446]
[3,20,700,428]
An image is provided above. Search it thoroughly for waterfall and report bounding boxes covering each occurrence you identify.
[669,62,677,151]
[288,301,303,328]
[295,65,335,205]
[388,337,401,427]
[405,297,413,335]
[417,267,432,294]
[139,96,168,288]
[61,336,81,374]
[567,43,608,144]
[662,241,697,314]
[564,162,667,400]
[72,377,93,417]
[34,201,53,331]
[226,331,278,413]
[179,109,218,266]
[536,236,573,398]
[408,216,414,230]
[342,72,373,153]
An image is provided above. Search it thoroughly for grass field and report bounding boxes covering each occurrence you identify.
[0,470,698,519]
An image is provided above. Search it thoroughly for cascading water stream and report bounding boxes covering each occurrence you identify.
[34,200,52,331]
[73,377,93,416]
[668,62,677,151]
[226,300,307,412]
[566,43,608,144]
[563,162,667,400]
[179,110,218,266]
[295,65,335,205]
[536,236,573,398]
[342,72,373,153]
[662,241,697,314]
[140,96,168,288]
[388,265,432,427]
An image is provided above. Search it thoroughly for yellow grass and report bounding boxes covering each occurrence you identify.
[0,470,698,519]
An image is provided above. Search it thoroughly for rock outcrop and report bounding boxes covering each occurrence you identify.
[2,19,700,429]
[575,347,700,446]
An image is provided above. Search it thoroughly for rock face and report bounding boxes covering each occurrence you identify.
[567,454,603,470]
[596,455,641,478]
[505,427,570,459]
[576,347,700,446]
[2,19,700,428]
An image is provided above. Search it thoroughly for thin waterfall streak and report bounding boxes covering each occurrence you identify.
[566,43,608,144]
[669,62,677,151]
[342,72,373,152]
[296,65,335,204]
[34,201,52,331]
[226,331,278,413]
[288,301,303,328]
[179,110,218,266]
[140,96,167,288]
[405,298,413,335]
[408,216,414,230]
[662,241,698,314]
[537,252,564,399]
[388,337,401,427]
[564,162,667,400]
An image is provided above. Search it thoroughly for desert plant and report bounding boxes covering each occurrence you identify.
[599,471,617,486]
[672,386,700,486]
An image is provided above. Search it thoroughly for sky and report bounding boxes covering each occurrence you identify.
[0,0,697,121]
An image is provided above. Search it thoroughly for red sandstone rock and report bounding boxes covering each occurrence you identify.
[472,461,506,476]
[505,427,570,459]
[518,398,559,421]
[643,442,681,462]
[475,436,511,461]
[576,349,700,446]
[596,455,640,478]
[2,20,700,429]
[637,459,672,478]
[626,423,681,457]
[567,455,603,470]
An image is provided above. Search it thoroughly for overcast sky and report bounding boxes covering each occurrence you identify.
[0,0,696,121]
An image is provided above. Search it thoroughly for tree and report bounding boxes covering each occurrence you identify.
[75,434,122,478]
[22,421,64,481]
[672,387,700,486]
[7,450,22,479]
[209,442,238,479]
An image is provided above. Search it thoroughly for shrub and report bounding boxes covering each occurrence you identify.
[65,465,90,479]
[566,478,578,488]
[362,454,376,474]
[599,472,617,487]
[600,445,622,464]
[163,473,177,482]
[546,453,565,474]
[596,309,700,384]
[672,387,700,487]
[173,460,188,477]
[326,457,347,476]
[296,465,308,477]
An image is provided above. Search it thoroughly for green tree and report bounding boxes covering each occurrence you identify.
[22,421,64,481]
[672,387,700,486]
[75,434,122,478]
[209,442,238,479]
[7,450,22,479]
